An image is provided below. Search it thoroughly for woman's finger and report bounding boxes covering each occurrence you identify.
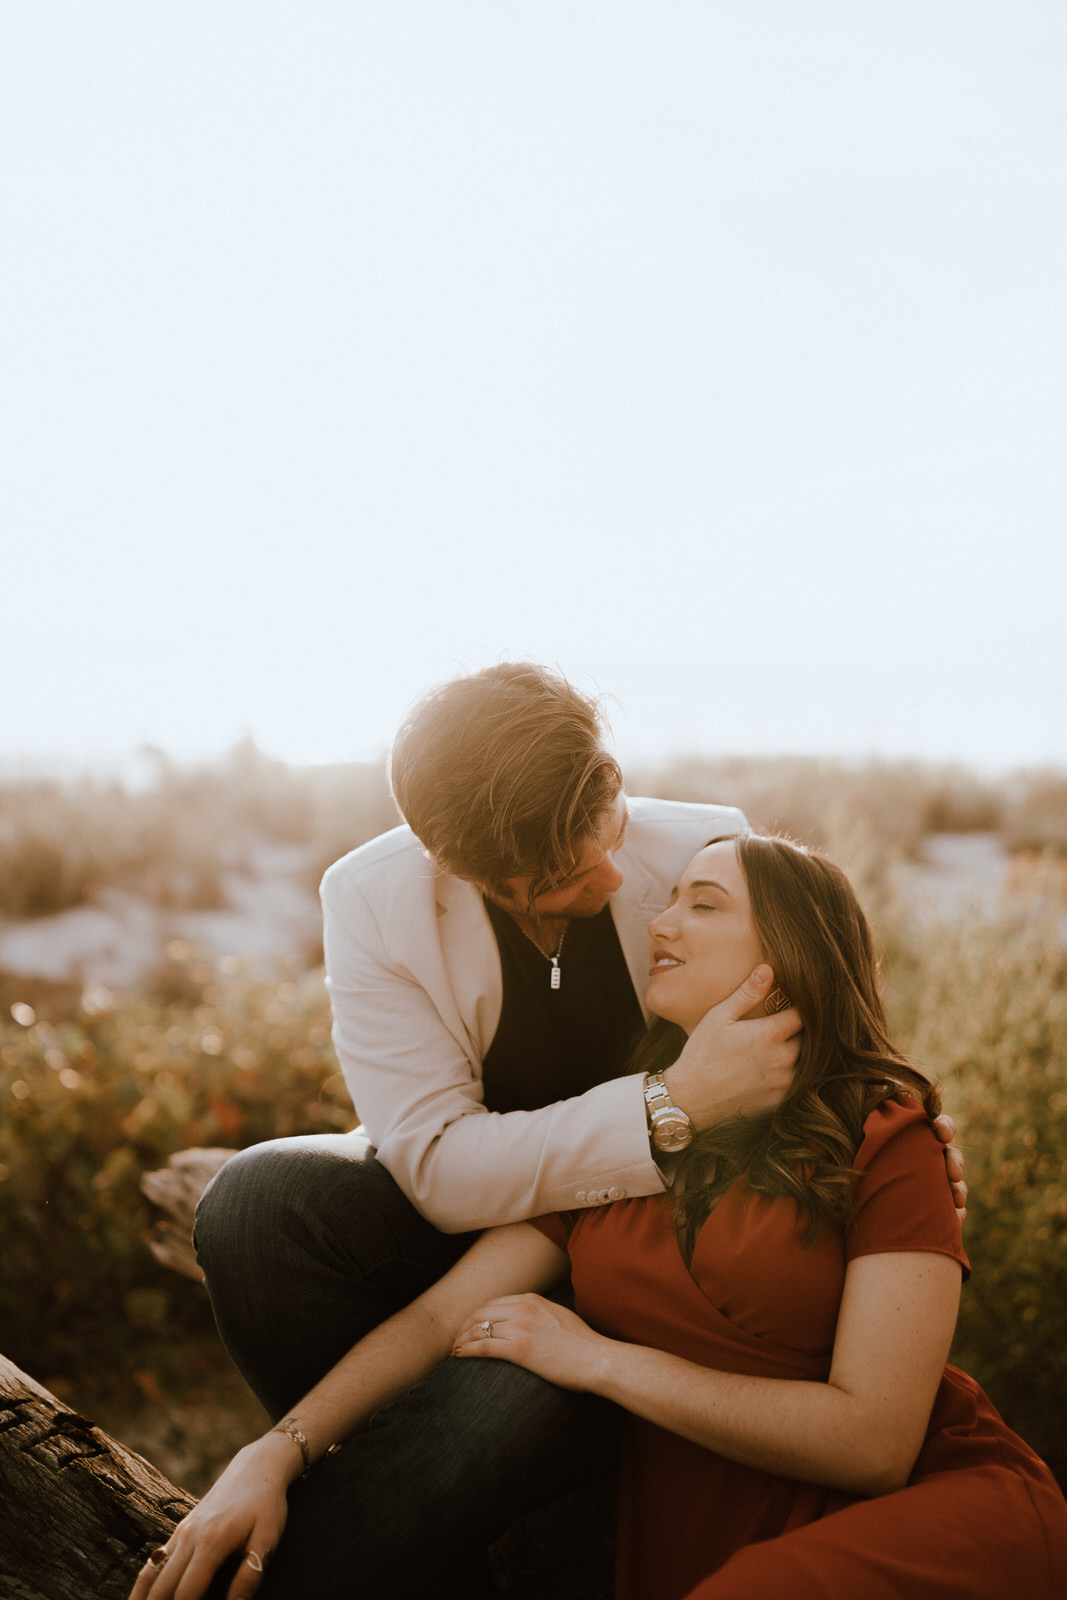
[129,1545,166,1600]
[453,1314,520,1356]
[453,1331,517,1360]
[129,1538,190,1600]
[454,1317,506,1347]
[161,1529,255,1600]
[224,1544,275,1600]
[223,1506,288,1600]
[128,1551,157,1600]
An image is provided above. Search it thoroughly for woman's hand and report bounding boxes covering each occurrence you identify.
[128,1432,298,1600]
[452,1294,612,1392]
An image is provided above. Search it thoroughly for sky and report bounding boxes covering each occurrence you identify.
[2,1,1065,778]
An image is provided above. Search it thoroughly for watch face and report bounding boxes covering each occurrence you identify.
[652,1112,693,1153]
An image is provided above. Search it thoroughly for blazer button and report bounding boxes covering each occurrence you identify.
[608,1186,625,1201]
[574,1191,588,1204]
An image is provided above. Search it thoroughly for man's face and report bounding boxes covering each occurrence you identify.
[490,794,629,920]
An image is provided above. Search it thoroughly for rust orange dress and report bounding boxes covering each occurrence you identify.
[534,1100,1067,1600]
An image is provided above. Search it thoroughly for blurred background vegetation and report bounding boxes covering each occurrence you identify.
[0,746,1064,1491]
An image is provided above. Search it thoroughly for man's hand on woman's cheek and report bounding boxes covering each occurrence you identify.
[664,966,801,1132]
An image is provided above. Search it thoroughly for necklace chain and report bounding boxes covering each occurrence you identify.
[518,921,568,989]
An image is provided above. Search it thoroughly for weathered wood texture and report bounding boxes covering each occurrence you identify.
[0,1354,195,1600]
[140,1147,237,1282]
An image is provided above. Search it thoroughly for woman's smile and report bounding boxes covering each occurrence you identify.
[645,839,765,1033]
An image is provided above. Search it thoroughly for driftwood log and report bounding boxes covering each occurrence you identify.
[140,1147,237,1282]
[0,1153,235,1596]
[0,1354,195,1600]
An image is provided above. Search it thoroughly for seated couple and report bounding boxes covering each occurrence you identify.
[130,665,1066,1600]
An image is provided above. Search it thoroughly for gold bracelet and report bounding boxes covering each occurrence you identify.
[270,1420,342,1478]
[271,1419,311,1478]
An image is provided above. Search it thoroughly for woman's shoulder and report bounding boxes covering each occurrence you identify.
[853,1095,937,1170]
[847,1096,969,1275]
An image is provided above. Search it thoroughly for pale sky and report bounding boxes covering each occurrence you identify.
[3,2,1065,776]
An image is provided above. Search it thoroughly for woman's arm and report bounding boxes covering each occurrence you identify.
[454,1248,962,1498]
[130,1223,566,1600]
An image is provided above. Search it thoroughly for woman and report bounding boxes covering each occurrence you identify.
[131,835,1067,1600]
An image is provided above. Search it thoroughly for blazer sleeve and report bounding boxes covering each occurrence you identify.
[322,868,667,1233]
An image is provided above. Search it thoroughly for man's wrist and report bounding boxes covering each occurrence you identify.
[643,1071,694,1153]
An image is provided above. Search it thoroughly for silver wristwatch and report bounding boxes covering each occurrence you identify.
[643,1071,694,1153]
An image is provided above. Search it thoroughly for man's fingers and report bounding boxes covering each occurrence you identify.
[774,1009,803,1049]
[932,1112,957,1146]
[944,1147,965,1184]
[725,963,774,1017]
[725,968,802,1041]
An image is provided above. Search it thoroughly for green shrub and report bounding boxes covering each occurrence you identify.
[900,874,1067,1485]
[0,961,351,1375]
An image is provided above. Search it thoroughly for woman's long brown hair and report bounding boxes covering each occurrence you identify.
[637,834,941,1264]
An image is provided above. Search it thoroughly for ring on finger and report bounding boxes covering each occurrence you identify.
[146,1548,170,1570]
[245,1549,272,1572]
[479,1319,494,1338]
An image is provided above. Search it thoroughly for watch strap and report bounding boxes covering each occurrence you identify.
[643,1072,694,1150]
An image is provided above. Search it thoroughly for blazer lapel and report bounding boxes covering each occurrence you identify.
[435,872,504,1062]
[610,852,666,1024]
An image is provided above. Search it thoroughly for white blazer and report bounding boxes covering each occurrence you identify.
[321,796,747,1231]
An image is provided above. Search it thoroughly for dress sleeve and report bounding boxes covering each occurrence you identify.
[527,1211,577,1254]
[846,1099,970,1280]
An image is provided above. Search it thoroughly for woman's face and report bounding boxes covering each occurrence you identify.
[645,840,766,1034]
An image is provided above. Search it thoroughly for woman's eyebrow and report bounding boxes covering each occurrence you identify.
[687,878,731,895]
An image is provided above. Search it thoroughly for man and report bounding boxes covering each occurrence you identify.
[196,663,962,1598]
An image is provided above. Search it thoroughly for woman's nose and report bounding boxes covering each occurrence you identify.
[648,906,675,939]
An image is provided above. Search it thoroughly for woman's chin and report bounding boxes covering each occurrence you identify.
[646,998,692,1034]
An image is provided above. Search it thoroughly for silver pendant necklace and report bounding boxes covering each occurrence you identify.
[520,922,568,989]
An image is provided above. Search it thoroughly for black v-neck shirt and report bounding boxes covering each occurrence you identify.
[479,897,646,1114]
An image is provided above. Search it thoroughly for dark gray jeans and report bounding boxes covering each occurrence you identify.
[194,1134,620,1599]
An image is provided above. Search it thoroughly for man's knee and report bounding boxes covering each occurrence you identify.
[194,1132,378,1271]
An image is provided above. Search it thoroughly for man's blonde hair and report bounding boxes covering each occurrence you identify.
[390,663,622,903]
